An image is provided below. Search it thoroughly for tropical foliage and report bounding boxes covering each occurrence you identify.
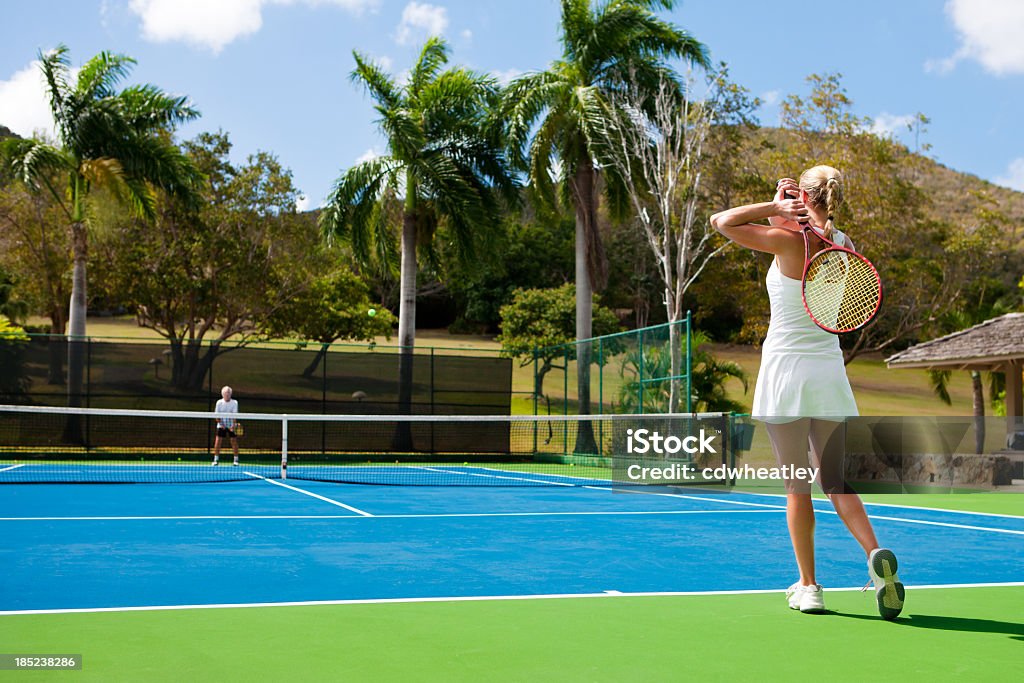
[0,45,200,403]
[616,331,748,414]
[500,0,709,424]
[497,284,622,398]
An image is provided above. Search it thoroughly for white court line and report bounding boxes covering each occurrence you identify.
[2,581,1021,616]
[856,513,1024,536]
[581,484,1024,535]
[583,485,786,509]
[0,464,25,473]
[0,509,784,522]
[243,472,372,517]
[735,490,1024,520]
[416,466,575,487]
[466,466,1023,522]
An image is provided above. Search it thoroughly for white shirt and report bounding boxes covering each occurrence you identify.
[215,398,238,429]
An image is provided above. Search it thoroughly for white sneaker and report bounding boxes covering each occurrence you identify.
[212,460,219,466]
[799,584,826,613]
[868,548,905,620]
[785,582,804,610]
[232,461,239,466]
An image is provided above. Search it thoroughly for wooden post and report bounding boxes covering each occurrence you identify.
[1006,360,1023,446]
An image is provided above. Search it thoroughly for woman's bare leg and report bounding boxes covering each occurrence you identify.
[766,419,816,584]
[808,419,879,556]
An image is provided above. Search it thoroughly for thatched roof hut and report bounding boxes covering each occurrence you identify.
[886,313,1024,444]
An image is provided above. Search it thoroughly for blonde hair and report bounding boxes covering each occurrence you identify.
[799,165,843,240]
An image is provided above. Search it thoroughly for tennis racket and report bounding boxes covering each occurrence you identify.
[234,422,244,438]
[800,227,882,334]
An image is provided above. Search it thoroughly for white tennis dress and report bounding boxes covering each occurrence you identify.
[751,229,859,422]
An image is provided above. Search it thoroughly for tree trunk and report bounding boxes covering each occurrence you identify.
[170,339,218,394]
[535,359,555,400]
[302,344,329,379]
[66,220,88,407]
[47,309,66,385]
[571,162,598,455]
[971,371,985,455]
[62,220,88,444]
[392,207,418,451]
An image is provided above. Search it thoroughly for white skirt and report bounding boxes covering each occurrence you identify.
[752,351,858,423]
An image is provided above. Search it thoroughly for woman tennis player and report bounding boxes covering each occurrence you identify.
[710,165,904,619]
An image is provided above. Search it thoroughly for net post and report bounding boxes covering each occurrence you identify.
[280,415,289,479]
[638,328,645,414]
[563,345,568,456]
[598,337,604,454]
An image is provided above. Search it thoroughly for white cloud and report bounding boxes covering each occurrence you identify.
[995,157,1024,191]
[760,90,780,106]
[395,2,448,46]
[493,68,522,85]
[355,148,380,164]
[870,112,916,138]
[0,60,81,140]
[128,0,379,54]
[0,62,56,139]
[930,0,1024,75]
[460,28,472,41]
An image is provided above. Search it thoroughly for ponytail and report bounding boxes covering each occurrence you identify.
[799,165,844,241]
[823,176,841,241]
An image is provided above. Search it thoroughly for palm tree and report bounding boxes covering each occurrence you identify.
[2,45,200,410]
[321,38,515,440]
[501,0,708,449]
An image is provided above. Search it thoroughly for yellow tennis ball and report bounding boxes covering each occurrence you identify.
[367,308,376,317]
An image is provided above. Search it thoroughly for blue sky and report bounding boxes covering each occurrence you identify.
[2,0,1023,210]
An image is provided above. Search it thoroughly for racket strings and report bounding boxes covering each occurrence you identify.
[804,251,880,332]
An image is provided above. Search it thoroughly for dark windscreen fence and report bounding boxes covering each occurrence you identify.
[0,404,732,486]
[2,337,512,416]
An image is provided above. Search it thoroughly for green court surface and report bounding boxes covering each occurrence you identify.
[1,586,1021,681]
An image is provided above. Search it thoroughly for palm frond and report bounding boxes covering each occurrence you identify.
[408,37,450,98]
[79,156,129,202]
[928,369,953,406]
[320,156,403,263]
[378,106,426,159]
[500,70,568,169]
[75,51,137,100]
[590,2,708,73]
[95,131,201,216]
[37,45,73,144]
[560,0,592,63]
[115,84,200,131]
[351,51,401,110]
[2,138,74,186]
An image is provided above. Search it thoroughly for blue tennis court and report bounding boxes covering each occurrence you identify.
[2,473,1021,614]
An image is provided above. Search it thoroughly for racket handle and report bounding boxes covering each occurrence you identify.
[784,190,810,226]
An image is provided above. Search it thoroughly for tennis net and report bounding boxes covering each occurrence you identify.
[0,404,733,486]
